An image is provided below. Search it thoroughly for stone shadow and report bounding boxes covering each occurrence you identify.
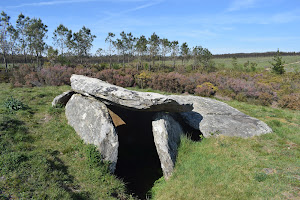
[108,105,163,199]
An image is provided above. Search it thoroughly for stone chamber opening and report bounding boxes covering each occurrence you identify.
[108,105,162,199]
[107,106,202,199]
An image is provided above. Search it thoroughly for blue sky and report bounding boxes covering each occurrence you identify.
[1,0,300,54]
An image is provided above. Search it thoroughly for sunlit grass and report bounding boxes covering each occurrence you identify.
[151,101,300,200]
[1,83,299,199]
[0,83,133,199]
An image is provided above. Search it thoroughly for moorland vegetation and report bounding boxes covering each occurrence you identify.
[1,10,300,199]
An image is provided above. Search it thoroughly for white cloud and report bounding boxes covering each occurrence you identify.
[94,0,163,23]
[6,0,146,8]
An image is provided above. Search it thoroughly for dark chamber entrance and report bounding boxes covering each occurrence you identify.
[108,106,163,199]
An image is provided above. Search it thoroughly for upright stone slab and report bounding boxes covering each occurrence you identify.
[152,113,184,179]
[70,74,193,112]
[170,95,272,138]
[52,90,74,107]
[65,94,118,172]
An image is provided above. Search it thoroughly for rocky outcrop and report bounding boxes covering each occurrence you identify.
[152,113,183,179]
[52,90,74,107]
[65,94,118,172]
[70,74,193,112]
[169,95,272,138]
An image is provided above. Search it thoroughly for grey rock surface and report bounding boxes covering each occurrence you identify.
[152,112,184,179]
[65,94,118,172]
[52,90,74,107]
[169,95,272,138]
[70,74,193,112]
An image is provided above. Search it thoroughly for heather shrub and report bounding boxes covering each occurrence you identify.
[185,84,196,94]
[39,65,74,86]
[149,72,187,93]
[113,74,134,87]
[123,68,139,77]
[24,72,41,87]
[95,69,117,84]
[257,92,274,106]
[74,66,94,77]
[235,93,247,102]
[278,94,300,110]
[115,68,138,88]
[11,64,36,87]
[195,82,218,97]
[0,71,10,83]
[135,71,152,89]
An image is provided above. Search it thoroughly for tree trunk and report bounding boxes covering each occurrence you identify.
[109,55,112,69]
[3,53,8,72]
[151,57,154,72]
[158,56,161,71]
[123,54,125,69]
[36,53,39,70]
[12,52,15,68]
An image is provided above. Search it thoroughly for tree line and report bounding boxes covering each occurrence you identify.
[0,11,214,71]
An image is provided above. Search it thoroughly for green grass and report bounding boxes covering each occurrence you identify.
[0,83,133,199]
[212,55,300,72]
[151,101,300,200]
[1,83,299,199]
[131,55,300,73]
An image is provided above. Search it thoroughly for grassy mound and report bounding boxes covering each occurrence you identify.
[0,83,299,199]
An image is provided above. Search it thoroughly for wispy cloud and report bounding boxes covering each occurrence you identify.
[227,0,258,12]
[6,0,145,9]
[96,0,163,22]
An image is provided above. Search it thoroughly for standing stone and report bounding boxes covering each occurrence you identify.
[65,94,118,172]
[52,90,74,107]
[152,112,184,179]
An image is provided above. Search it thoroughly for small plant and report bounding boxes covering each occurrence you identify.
[232,57,238,69]
[254,172,267,182]
[85,144,103,168]
[270,49,285,74]
[3,96,25,112]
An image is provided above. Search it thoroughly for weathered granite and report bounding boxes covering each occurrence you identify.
[70,74,193,112]
[52,90,74,107]
[169,95,272,138]
[65,94,118,172]
[152,112,184,179]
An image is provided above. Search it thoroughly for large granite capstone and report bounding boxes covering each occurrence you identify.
[70,74,193,112]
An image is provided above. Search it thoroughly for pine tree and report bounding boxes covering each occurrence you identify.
[271,49,285,74]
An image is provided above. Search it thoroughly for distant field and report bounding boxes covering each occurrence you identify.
[213,55,300,72]
[1,55,300,72]
[147,55,300,72]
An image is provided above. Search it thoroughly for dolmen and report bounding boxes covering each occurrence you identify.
[52,74,272,179]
